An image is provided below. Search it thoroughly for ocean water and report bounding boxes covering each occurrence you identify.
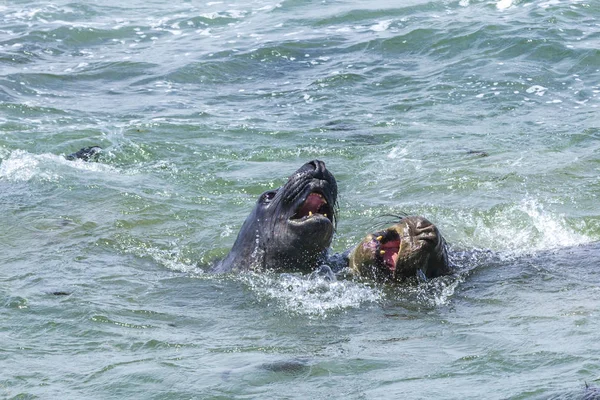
[1,0,600,398]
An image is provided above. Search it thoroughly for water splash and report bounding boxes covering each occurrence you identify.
[237,272,382,317]
[137,245,201,274]
[450,198,593,255]
[518,199,591,249]
[110,235,202,274]
[496,0,514,10]
[0,149,117,182]
[0,150,58,182]
[380,273,464,310]
[421,274,463,307]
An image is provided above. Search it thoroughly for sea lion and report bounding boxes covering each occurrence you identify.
[347,216,450,282]
[212,160,338,273]
[211,160,450,281]
[65,146,102,162]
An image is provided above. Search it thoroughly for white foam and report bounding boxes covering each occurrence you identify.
[386,146,409,159]
[0,149,117,182]
[124,242,202,274]
[406,274,463,307]
[539,0,561,8]
[239,272,381,317]
[518,199,590,249]
[465,199,593,254]
[0,150,59,182]
[526,85,547,96]
[496,0,514,10]
[370,20,392,32]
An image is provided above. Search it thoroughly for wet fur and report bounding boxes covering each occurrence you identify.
[213,160,337,273]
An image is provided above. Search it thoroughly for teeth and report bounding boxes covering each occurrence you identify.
[376,236,383,241]
[310,193,327,204]
[380,250,386,255]
[308,211,313,217]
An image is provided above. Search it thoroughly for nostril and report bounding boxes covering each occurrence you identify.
[416,229,438,247]
[308,160,326,179]
[419,233,436,243]
[308,159,325,168]
[415,219,432,230]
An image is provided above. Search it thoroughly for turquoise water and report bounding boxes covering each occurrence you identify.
[1,0,600,398]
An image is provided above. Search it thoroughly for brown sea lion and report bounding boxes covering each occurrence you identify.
[347,216,450,282]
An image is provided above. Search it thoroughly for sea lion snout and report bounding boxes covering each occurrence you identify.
[292,159,334,186]
[305,159,328,180]
[290,160,335,187]
[410,217,440,247]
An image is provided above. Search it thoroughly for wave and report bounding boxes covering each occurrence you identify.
[443,198,596,255]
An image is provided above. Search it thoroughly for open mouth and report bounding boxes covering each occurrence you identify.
[290,192,333,223]
[380,240,400,272]
[375,231,401,272]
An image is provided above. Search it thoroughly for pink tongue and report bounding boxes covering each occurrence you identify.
[381,240,400,271]
[297,194,323,217]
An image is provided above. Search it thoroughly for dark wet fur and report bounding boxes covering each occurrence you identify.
[65,146,102,162]
[213,160,338,273]
[261,359,310,374]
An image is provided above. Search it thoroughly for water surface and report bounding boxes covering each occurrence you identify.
[1,0,600,398]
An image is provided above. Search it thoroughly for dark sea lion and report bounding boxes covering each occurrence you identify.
[212,160,338,273]
[65,146,102,162]
[347,216,450,282]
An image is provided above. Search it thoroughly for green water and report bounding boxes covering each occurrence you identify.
[1,0,600,398]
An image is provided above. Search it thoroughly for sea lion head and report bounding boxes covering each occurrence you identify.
[214,160,338,273]
[348,216,449,282]
[65,146,102,162]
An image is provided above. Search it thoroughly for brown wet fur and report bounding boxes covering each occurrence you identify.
[348,216,450,282]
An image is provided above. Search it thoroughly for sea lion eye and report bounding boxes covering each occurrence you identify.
[261,190,277,203]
